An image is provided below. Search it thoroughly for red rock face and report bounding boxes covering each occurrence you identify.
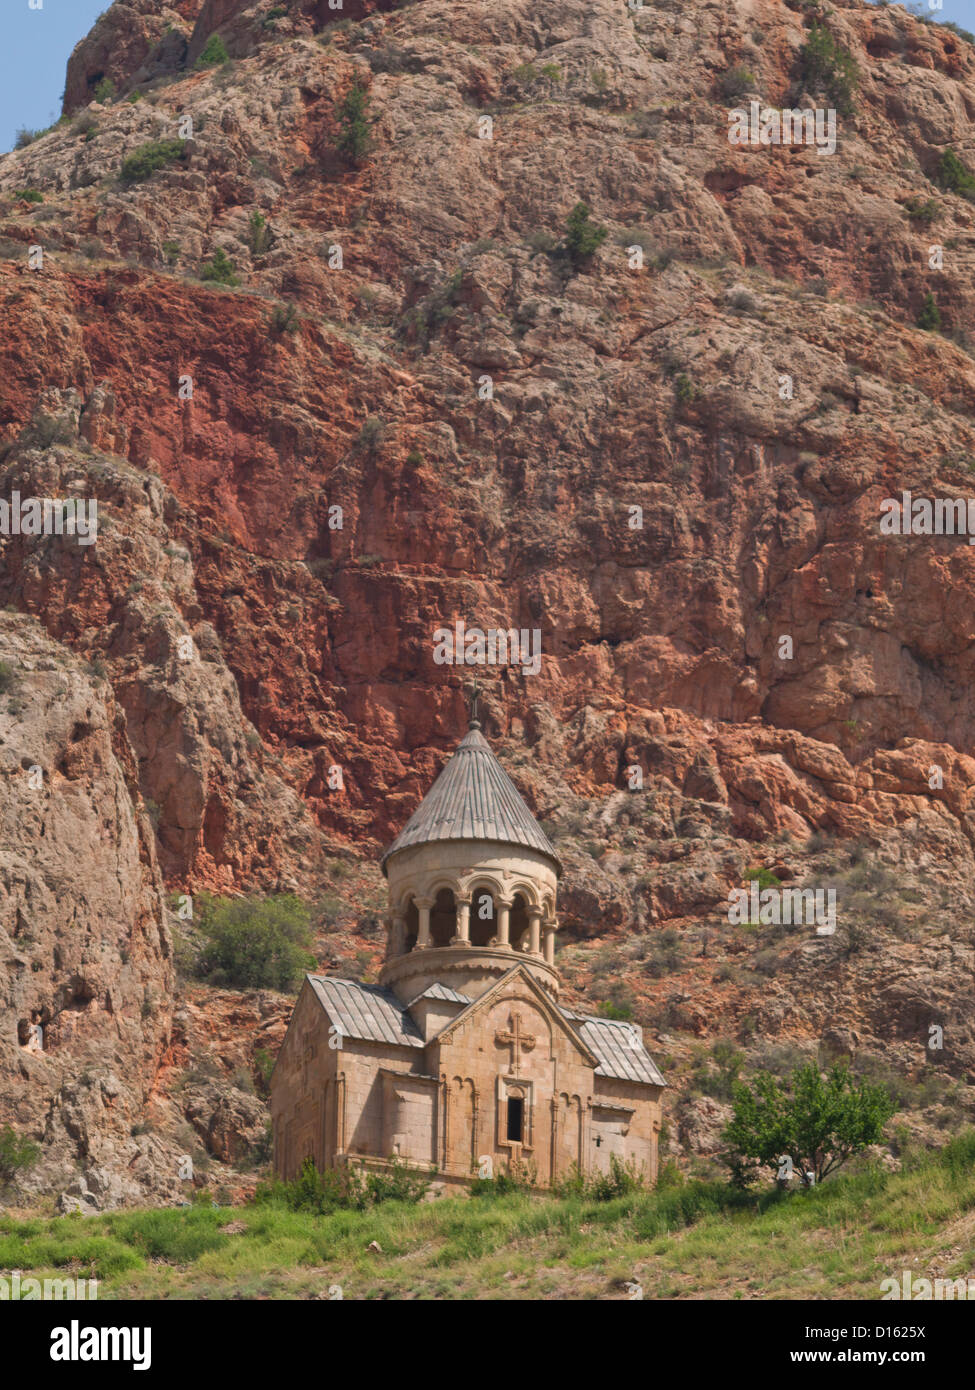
[3,0,975,1202]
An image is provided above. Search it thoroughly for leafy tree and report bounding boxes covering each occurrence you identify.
[564,201,607,266]
[917,292,941,332]
[798,22,859,115]
[0,1124,40,1188]
[723,1061,898,1184]
[193,892,316,990]
[336,80,373,166]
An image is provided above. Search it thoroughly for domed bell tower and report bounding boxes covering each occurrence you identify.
[379,706,561,1005]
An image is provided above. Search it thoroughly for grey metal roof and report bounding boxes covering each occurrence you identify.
[560,1008,667,1087]
[382,722,561,874]
[405,983,471,1007]
[307,975,424,1049]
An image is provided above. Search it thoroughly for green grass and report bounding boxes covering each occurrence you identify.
[3,1134,975,1299]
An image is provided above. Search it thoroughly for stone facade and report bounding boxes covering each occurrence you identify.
[271,721,665,1187]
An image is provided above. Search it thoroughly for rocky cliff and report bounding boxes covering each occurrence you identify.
[2,0,975,1205]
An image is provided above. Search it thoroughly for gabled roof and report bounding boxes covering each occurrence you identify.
[405,982,471,1008]
[307,975,424,1049]
[382,721,561,875]
[560,1007,667,1087]
[432,963,600,1067]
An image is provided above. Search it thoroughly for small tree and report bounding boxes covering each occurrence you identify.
[200,247,240,286]
[196,34,230,69]
[798,22,859,116]
[336,80,373,167]
[723,1061,897,1185]
[564,201,607,267]
[917,292,941,332]
[0,1124,40,1189]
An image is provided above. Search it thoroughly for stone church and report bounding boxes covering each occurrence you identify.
[271,715,666,1188]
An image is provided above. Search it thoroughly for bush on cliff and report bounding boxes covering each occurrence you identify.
[199,247,240,286]
[563,201,607,267]
[120,139,186,184]
[192,892,316,990]
[195,34,230,69]
[917,292,941,331]
[797,22,858,115]
[935,147,975,201]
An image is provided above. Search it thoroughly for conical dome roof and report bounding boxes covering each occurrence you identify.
[382,722,561,875]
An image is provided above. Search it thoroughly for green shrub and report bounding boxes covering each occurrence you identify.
[719,66,756,101]
[564,201,607,266]
[674,373,697,404]
[270,301,298,333]
[935,147,975,200]
[14,188,44,204]
[196,34,230,69]
[93,77,116,103]
[903,196,938,224]
[336,80,373,166]
[192,892,316,990]
[917,292,941,331]
[797,22,859,115]
[120,139,186,184]
[199,247,240,286]
[598,1000,633,1021]
[356,416,386,454]
[162,240,181,265]
[248,210,271,255]
[745,867,781,891]
[0,1124,40,1188]
[255,1155,429,1213]
[555,1154,647,1200]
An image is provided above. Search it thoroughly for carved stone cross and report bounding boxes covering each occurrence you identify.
[495,1012,535,1074]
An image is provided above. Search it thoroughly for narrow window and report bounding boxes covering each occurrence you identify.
[506,1096,524,1143]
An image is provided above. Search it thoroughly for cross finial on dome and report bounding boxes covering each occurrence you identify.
[467,677,481,728]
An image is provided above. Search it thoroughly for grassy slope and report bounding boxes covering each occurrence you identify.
[3,1135,974,1300]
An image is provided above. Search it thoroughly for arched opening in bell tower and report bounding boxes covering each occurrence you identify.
[469,884,497,947]
[430,888,457,947]
[403,900,418,953]
[510,892,530,951]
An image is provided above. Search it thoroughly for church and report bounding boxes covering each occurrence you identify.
[270,712,666,1188]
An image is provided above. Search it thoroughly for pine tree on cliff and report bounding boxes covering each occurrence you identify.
[336,81,373,167]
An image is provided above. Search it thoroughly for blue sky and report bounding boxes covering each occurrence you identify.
[0,0,107,154]
[2,0,975,154]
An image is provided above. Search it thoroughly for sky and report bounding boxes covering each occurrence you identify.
[0,0,107,155]
[2,0,975,154]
